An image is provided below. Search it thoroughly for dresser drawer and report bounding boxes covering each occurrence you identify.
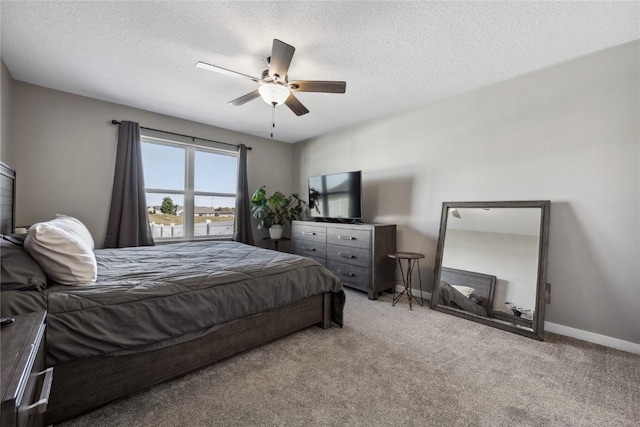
[19,344,51,427]
[327,228,371,249]
[294,239,327,259]
[293,225,326,244]
[327,260,370,290]
[326,244,370,268]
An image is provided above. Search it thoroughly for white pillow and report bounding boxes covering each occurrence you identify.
[51,214,95,249]
[452,285,475,298]
[24,221,97,286]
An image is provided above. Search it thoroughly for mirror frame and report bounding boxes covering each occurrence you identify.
[430,200,551,340]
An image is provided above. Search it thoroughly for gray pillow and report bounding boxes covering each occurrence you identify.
[1,234,47,291]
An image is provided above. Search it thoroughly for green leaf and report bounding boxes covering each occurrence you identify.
[250,186,309,229]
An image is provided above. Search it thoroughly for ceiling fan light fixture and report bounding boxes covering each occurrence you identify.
[258,84,290,105]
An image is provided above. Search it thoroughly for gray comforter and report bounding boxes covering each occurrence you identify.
[2,241,344,365]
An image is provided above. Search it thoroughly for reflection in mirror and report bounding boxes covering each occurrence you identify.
[431,201,550,340]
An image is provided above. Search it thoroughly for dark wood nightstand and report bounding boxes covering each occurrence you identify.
[263,236,290,251]
[1,311,52,427]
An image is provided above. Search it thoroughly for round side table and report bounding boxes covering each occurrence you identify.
[388,252,425,310]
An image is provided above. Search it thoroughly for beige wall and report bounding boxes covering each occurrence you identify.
[1,59,15,164]
[10,82,294,248]
[293,41,640,344]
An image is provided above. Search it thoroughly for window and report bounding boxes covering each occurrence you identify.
[141,137,238,240]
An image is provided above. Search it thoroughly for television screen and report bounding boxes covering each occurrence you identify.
[308,171,362,219]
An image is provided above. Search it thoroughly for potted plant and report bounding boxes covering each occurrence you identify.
[251,186,308,239]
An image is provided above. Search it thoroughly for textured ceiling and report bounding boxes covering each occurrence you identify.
[1,1,638,143]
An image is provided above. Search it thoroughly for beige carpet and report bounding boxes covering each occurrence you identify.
[59,289,640,426]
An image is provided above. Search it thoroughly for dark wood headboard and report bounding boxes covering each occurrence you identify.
[0,161,16,234]
[441,267,496,316]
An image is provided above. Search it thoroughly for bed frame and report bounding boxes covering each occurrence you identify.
[440,267,496,316]
[47,293,332,424]
[0,161,334,424]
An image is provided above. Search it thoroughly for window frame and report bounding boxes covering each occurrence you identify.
[141,135,238,241]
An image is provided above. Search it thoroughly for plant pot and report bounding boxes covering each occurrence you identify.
[268,224,284,240]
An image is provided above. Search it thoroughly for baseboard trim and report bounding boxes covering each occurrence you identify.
[544,322,640,355]
[402,287,639,354]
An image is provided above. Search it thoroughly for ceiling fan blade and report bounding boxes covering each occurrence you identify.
[284,93,309,116]
[289,80,346,94]
[269,39,295,80]
[196,61,261,83]
[228,90,261,106]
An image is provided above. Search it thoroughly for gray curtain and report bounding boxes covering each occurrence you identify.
[233,144,254,245]
[104,121,154,248]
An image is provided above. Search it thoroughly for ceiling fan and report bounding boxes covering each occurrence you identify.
[196,39,346,117]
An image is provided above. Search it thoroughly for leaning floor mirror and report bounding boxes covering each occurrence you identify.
[430,201,550,340]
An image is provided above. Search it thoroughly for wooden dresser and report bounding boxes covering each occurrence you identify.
[292,220,396,300]
[1,311,52,427]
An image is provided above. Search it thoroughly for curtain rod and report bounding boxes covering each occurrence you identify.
[110,120,252,150]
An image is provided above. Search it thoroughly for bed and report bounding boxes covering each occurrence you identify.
[438,267,496,317]
[0,162,345,424]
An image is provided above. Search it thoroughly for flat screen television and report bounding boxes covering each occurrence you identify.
[308,171,362,220]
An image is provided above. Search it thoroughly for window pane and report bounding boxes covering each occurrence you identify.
[194,195,235,237]
[194,150,237,193]
[147,193,184,239]
[141,141,185,190]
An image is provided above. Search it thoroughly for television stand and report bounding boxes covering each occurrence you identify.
[311,217,364,224]
[292,220,396,300]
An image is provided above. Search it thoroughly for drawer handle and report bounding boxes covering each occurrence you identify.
[338,269,356,277]
[24,367,54,415]
[338,235,355,240]
[302,247,316,252]
[338,252,354,259]
[302,231,316,235]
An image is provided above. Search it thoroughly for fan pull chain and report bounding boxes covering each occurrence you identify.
[271,104,276,138]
